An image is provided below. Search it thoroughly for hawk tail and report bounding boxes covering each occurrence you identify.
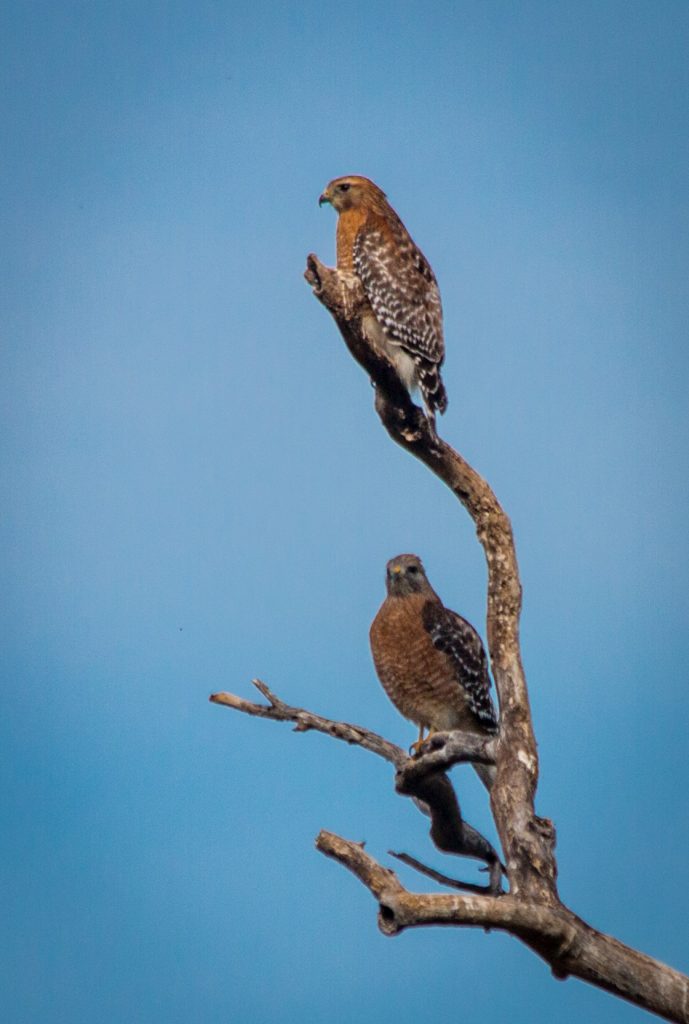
[417,361,448,416]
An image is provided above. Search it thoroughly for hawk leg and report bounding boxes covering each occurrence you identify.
[410,726,438,756]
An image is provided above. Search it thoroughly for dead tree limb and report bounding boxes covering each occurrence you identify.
[211,679,403,765]
[209,253,689,1023]
[212,679,688,1018]
[293,252,687,1022]
[211,681,503,891]
[316,831,689,1024]
[303,252,553,903]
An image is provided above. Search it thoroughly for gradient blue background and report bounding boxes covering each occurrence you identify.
[2,2,688,1021]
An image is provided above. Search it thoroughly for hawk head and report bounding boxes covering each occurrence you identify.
[319,175,388,213]
[385,553,434,597]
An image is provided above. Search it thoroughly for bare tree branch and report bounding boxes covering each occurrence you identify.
[317,832,689,1024]
[213,678,689,1019]
[388,850,498,895]
[210,681,504,888]
[280,253,689,1022]
[304,252,554,903]
[209,251,689,1024]
[210,679,403,765]
[211,682,496,772]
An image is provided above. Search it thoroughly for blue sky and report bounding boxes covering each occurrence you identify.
[2,2,688,1021]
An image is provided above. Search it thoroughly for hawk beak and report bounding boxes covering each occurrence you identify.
[318,192,330,207]
[391,565,402,574]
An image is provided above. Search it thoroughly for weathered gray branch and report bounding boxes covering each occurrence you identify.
[213,678,689,1019]
[211,681,503,890]
[209,254,689,1023]
[388,850,499,896]
[304,252,553,902]
[317,832,689,1024]
[211,679,403,765]
[286,252,689,1023]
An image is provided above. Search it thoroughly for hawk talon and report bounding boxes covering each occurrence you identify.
[409,724,439,757]
[410,729,447,757]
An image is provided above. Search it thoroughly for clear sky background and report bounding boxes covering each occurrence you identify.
[2,2,688,1022]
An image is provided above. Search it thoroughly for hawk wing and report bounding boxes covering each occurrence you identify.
[422,601,499,733]
[353,218,444,364]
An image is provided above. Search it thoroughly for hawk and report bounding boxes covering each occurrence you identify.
[318,175,447,423]
[369,553,498,790]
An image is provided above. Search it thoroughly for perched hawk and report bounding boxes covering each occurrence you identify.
[319,175,447,422]
[369,553,498,790]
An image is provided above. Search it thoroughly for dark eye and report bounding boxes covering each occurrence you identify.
[338,182,351,192]
[408,565,419,574]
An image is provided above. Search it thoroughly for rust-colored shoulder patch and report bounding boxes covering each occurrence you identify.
[336,207,369,271]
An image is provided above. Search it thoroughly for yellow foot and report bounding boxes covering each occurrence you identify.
[410,728,436,756]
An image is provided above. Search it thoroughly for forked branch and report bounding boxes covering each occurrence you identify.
[290,252,689,1022]
[211,681,503,891]
[212,679,689,1020]
[315,832,689,1024]
[209,253,689,1024]
[304,252,553,903]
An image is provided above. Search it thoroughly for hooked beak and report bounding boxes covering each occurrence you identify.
[318,191,330,207]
